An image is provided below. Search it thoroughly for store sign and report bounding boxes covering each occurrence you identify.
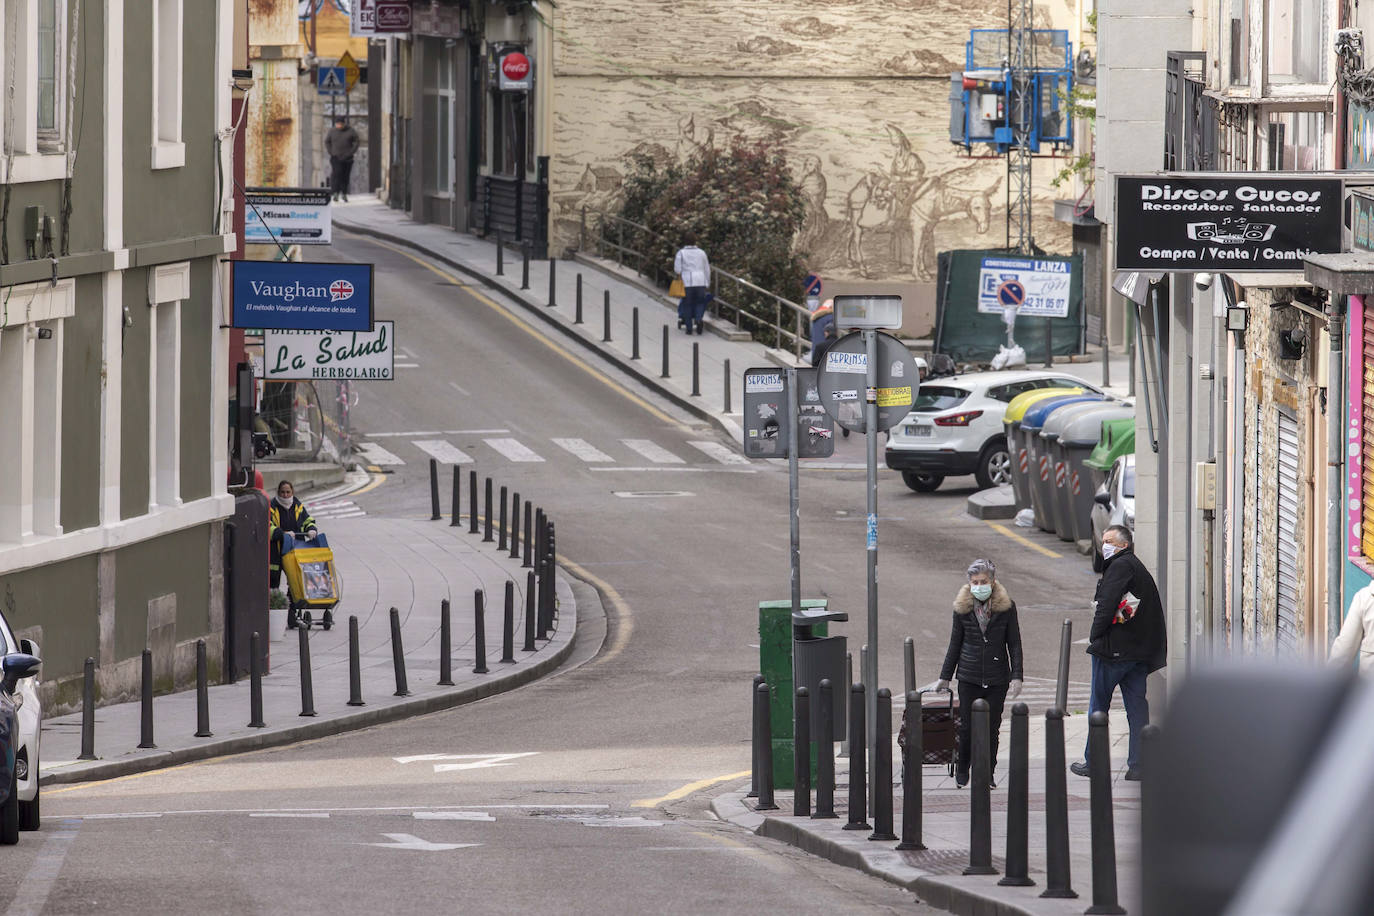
[231,261,374,331]
[1114,174,1343,272]
[499,49,532,91]
[976,257,1071,318]
[352,0,411,36]
[264,321,395,381]
[245,188,332,246]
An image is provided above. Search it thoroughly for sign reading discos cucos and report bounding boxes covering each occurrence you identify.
[232,261,374,332]
[1114,174,1343,272]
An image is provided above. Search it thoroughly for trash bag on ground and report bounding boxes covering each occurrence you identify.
[990,344,1027,371]
[1014,507,1035,528]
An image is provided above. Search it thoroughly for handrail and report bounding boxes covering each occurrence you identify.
[579,207,814,361]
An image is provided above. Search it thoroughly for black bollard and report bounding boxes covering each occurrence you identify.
[870,687,897,841]
[429,458,440,520]
[756,682,778,810]
[523,500,534,567]
[449,465,461,526]
[750,674,765,798]
[496,230,504,276]
[897,690,926,850]
[575,274,583,324]
[79,657,96,759]
[1085,711,1125,914]
[533,507,545,571]
[602,290,611,342]
[1040,708,1078,898]
[544,522,558,631]
[521,243,530,290]
[723,358,731,413]
[793,686,811,817]
[438,598,453,686]
[510,493,522,558]
[390,607,410,697]
[903,636,916,698]
[843,682,871,830]
[348,615,365,705]
[195,639,212,737]
[298,625,317,717]
[691,342,700,396]
[469,470,479,535]
[661,325,670,378]
[548,256,557,307]
[999,703,1035,887]
[248,632,265,728]
[138,648,156,749]
[1056,618,1073,714]
[632,307,640,359]
[501,580,516,664]
[814,679,836,818]
[523,570,537,650]
[473,589,490,674]
[483,477,494,542]
[964,698,996,874]
[498,485,508,550]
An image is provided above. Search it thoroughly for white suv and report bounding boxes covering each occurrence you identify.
[885,369,1102,491]
[0,609,40,832]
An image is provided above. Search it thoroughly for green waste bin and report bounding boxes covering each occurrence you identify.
[1083,418,1136,491]
[759,598,828,789]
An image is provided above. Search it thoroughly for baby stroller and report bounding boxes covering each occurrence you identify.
[280,531,341,630]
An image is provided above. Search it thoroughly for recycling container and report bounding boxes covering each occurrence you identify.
[1022,394,1103,532]
[1003,387,1084,512]
[758,598,828,789]
[793,608,848,737]
[1084,418,1136,491]
[1039,400,1115,542]
[1053,403,1135,543]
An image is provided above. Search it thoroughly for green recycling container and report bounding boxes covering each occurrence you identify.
[1084,418,1136,491]
[758,598,828,790]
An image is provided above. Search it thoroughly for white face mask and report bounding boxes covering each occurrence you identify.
[970,583,993,602]
[275,494,293,508]
[1101,542,1121,560]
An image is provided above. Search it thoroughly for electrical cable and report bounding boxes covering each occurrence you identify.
[231,172,293,262]
[60,0,84,257]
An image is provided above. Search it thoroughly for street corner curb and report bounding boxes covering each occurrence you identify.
[909,875,1057,916]
[709,790,765,832]
[966,485,1017,520]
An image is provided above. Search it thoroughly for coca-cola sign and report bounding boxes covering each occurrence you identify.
[498,49,532,91]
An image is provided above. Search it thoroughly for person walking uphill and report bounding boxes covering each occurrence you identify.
[937,559,1024,788]
[268,480,318,593]
[673,233,711,335]
[325,117,359,202]
[1071,524,1166,781]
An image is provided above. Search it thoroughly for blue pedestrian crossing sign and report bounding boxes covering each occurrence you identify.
[317,67,347,95]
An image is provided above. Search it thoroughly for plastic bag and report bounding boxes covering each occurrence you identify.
[1014,508,1035,528]
[989,344,1027,371]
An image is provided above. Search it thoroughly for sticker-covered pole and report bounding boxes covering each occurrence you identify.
[787,367,801,615]
[864,328,880,812]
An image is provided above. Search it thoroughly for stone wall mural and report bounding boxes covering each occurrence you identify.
[550,0,1080,285]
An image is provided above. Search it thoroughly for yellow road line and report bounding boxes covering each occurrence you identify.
[358,236,684,429]
[632,770,751,809]
[350,471,387,497]
[556,556,634,668]
[46,760,206,795]
[985,520,1062,559]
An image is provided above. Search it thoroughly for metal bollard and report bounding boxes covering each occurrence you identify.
[632,307,640,359]
[496,230,504,276]
[723,358,731,413]
[138,648,156,749]
[840,652,852,759]
[498,485,508,550]
[870,687,897,841]
[575,274,583,324]
[473,589,490,674]
[510,492,522,559]
[195,639,212,737]
[548,256,557,307]
[1040,708,1078,899]
[521,243,530,290]
[483,477,494,542]
[545,522,558,630]
[661,325,670,378]
[468,470,479,535]
[450,465,461,527]
[348,616,365,705]
[1056,618,1073,714]
[79,657,96,759]
[964,698,996,874]
[793,686,811,817]
[248,632,265,728]
[844,682,871,830]
[814,679,837,818]
[1086,711,1125,914]
[602,290,611,342]
[750,674,765,798]
[999,703,1035,887]
[523,500,534,567]
[298,626,317,717]
[897,690,925,850]
[429,458,441,520]
[501,580,516,664]
[534,508,545,569]
[903,636,915,698]
[438,598,453,686]
[755,682,778,810]
[523,570,537,650]
[691,342,700,396]
[390,607,410,697]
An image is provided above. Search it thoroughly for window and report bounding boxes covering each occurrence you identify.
[148,263,188,509]
[1230,0,1250,86]
[912,386,969,411]
[1266,110,1324,170]
[422,41,454,194]
[0,0,70,181]
[0,278,74,545]
[1268,0,1324,85]
[36,0,58,134]
[987,381,1040,402]
[151,0,185,169]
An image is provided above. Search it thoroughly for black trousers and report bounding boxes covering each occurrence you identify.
[330,156,354,197]
[956,681,1009,776]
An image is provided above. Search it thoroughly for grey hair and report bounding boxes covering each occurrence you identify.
[966,558,996,581]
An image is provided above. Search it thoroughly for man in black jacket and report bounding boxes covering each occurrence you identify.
[1071,524,1166,781]
[325,117,360,202]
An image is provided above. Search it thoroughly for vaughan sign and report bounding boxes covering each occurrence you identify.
[232,261,374,331]
[1114,174,1343,272]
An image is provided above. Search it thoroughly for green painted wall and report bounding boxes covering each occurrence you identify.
[0,555,101,679]
[120,268,151,519]
[180,260,214,502]
[113,526,212,662]
[60,275,105,532]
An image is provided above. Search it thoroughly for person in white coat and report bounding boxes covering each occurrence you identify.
[673,233,711,335]
[1330,583,1374,674]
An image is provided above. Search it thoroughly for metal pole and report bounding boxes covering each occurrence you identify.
[1044,317,1053,368]
[79,657,96,759]
[793,686,811,817]
[450,465,460,527]
[870,687,897,841]
[524,570,538,650]
[390,607,410,697]
[661,325,670,378]
[523,500,534,568]
[429,458,440,520]
[632,308,640,359]
[195,639,212,737]
[496,230,504,276]
[248,632,265,728]
[521,243,530,290]
[756,682,778,810]
[750,674,765,798]
[787,367,801,616]
[863,329,880,811]
[501,580,516,663]
[348,615,365,705]
[999,703,1034,886]
[484,477,494,542]
[547,257,557,307]
[903,636,915,698]
[840,652,852,758]
[843,682,870,831]
[498,485,508,551]
[603,291,611,343]
[1086,711,1125,914]
[138,648,156,748]
[814,679,836,818]
[1055,618,1073,714]
[510,493,522,559]
[897,690,925,850]
[298,625,317,717]
[469,470,479,535]
[438,598,453,686]
[575,274,583,324]
[473,589,490,674]
[691,343,701,396]
[1040,708,1078,898]
[964,698,995,874]
[723,358,731,413]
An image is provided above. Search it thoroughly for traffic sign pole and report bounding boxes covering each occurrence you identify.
[863,328,879,814]
[788,367,802,617]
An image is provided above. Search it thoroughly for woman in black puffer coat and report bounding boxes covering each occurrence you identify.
[936,558,1024,787]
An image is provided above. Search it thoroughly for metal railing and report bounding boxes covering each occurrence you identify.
[579,207,813,361]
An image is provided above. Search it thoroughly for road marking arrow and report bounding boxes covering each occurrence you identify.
[367,833,481,852]
[394,752,538,771]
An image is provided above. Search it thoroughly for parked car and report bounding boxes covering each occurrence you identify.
[0,607,40,835]
[885,369,1103,491]
[1,652,41,844]
[1090,454,1136,570]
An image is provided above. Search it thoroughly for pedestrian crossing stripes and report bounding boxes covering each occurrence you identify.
[621,439,685,464]
[413,440,474,465]
[356,441,405,466]
[484,438,545,462]
[352,433,758,471]
[687,440,750,465]
[310,498,366,520]
[552,438,614,462]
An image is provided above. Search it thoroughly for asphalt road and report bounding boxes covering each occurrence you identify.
[8,233,1100,914]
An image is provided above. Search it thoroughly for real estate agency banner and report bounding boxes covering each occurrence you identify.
[1114,174,1343,272]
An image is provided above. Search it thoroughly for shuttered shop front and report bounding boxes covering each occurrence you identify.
[1276,411,1300,654]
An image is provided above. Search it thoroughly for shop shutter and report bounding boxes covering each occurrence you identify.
[1364,315,1374,558]
[1275,411,1300,655]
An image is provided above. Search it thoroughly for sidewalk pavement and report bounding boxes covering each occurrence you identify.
[714,709,1140,916]
[40,515,577,786]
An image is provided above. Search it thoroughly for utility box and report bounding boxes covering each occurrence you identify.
[758,598,828,789]
[793,608,848,737]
